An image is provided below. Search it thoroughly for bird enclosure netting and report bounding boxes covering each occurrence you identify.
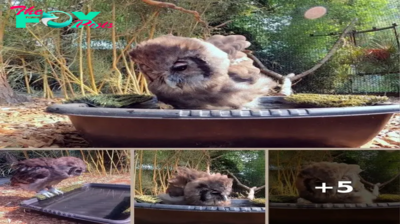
[3,0,399,98]
[225,0,400,95]
[133,150,266,199]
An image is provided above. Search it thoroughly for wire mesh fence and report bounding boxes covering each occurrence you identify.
[226,0,400,95]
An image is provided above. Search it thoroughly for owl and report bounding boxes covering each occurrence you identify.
[10,156,86,198]
[165,166,210,197]
[295,162,380,204]
[129,34,279,110]
[158,167,233,206]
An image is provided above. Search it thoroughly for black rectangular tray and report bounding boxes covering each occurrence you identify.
[134,199,265,224]
[20,183,131,224]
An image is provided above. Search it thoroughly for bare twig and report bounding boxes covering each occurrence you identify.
[246,52,284,80]
[225,170,250,190]
[140,0,209,35]
[291,19,358,81]
[213,20,233,29]
[360,173,400,189]
[225,170,265,200]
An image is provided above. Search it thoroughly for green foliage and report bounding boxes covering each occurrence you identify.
[222,0,399,93]
[211,151,265,192]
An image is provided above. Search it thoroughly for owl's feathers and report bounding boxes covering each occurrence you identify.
[129,34,278,109]
[295,162,379,204]
[10,156,86,196]
[158,167,233,206]
[184,173,233,206]
[166,166,209,197]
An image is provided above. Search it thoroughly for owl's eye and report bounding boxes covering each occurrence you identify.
[172,61,188,72]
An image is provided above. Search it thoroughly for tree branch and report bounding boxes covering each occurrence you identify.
[140,0,209,34]
[212,20,233,29]
[225,170,250,190]
[291,19,358,81]
[245,51,284,80]
[255,185,266,191]
[360,172,400,189]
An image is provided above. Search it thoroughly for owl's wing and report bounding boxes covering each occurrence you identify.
[205,35,261,83]
[166,167,210,196]
[10,160,51,186]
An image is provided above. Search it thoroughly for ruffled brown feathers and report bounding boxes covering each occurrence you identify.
[296,162,379,204]
[129,34,278,109]
[159,167,233,206]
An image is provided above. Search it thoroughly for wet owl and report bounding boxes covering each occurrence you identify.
[129,34,279,110]
[10,156,86,198]
[295,162,380,204]
[158,167,233,206]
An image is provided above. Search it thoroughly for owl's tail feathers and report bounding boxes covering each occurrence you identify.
[158,193,185,205]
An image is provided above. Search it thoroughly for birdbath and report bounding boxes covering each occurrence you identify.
[46,95,399,148]
[134,199,265,224]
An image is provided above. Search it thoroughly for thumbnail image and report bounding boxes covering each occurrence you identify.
[134,150,266,224]
[0,149,131,224]
[268,150,400,224]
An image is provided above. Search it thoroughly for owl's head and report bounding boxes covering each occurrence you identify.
[184,173,233,206]
[56,157,86,177]
[129,35,230,90]
[295,162,364,203]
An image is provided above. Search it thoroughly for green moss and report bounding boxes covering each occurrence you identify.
[35,184,83,201]
[134,195,161,203]
[376,194,400,202]
[251,198,266,206]
[284,94,389,108]
[64,94,157,108]
[269,195,298,203]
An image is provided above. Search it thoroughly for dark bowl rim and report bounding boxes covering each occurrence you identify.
[134,199,266,213]
[45,103,400,119]
[269,202,400,209]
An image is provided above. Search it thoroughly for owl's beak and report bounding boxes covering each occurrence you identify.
[222,195,229,201]
[165,77,178,89]
[165,74,183,89]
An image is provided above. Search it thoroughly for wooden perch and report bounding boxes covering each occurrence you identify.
[140,0,209,34]
[360,172,400,189]
[225,170,265,200]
